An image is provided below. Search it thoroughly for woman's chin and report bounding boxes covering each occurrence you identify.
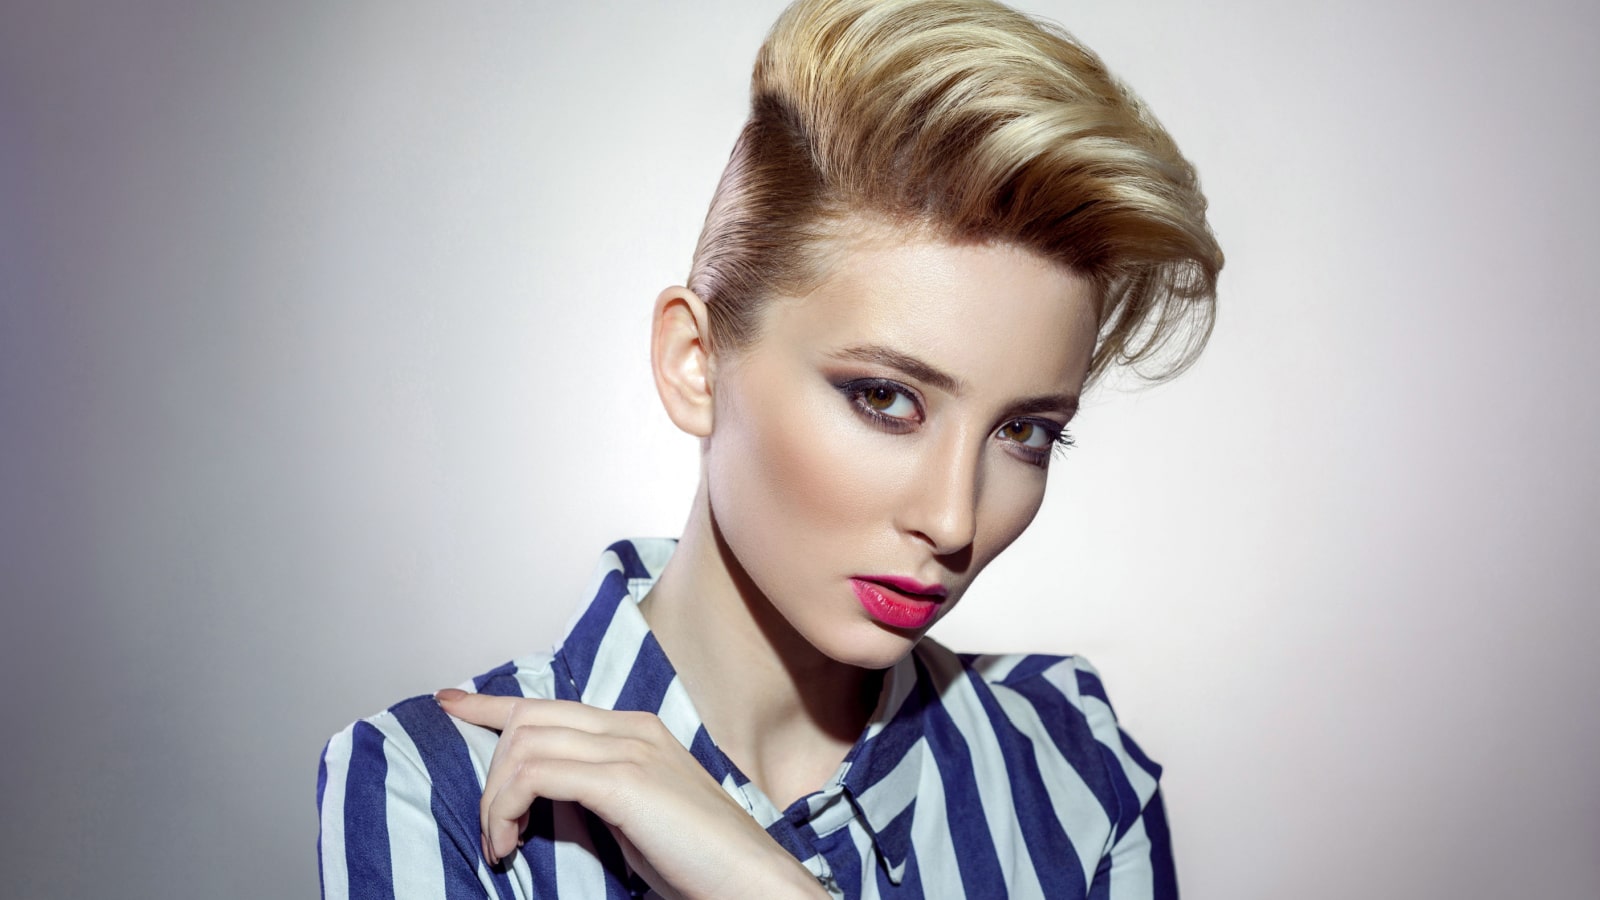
[809,622,927,672]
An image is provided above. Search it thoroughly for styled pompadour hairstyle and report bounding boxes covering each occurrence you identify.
[687,0,1223,383]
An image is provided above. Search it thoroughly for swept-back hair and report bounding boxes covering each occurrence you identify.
[688,0,1222,383]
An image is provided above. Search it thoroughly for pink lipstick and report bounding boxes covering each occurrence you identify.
[851,576,945,629]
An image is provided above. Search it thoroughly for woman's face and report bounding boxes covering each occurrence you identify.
[703,228,1100,670]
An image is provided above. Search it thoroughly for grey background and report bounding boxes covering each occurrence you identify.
[3,1,1597,897]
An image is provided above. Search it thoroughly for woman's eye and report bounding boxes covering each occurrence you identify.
[998,419,1055,450]
[858,384,918,420]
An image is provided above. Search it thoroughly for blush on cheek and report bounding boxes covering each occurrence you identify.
[756,389,886,533]
[972,469,1049,569]
[709,362,875,556]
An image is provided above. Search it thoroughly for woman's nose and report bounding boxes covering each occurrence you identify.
[901,432,981,557]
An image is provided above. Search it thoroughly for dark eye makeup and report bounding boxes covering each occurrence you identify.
[1000,420,1075,467]
[832,375,1076,467]
[835,377,922,432]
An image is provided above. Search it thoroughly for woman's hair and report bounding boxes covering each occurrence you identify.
[688,0,1222,383]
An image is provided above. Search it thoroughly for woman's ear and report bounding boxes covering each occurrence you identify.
[650,286,717,438]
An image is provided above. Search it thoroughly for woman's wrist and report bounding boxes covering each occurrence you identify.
[763,860,832,900]
[725,840,832,900]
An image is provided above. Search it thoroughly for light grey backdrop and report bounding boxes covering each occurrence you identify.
[3,1,1596,897]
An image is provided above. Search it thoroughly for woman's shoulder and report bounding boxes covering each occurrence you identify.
[910,639,1164,820]
[317,652,563,895]
[907,643,1177,889]
[914,639,1126,731]
[319,651,560,814]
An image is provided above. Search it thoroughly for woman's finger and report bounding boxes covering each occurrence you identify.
[433,689,519,731]
[436,690,646,736]
[479,725,630,828]
[472,723,648,863]
[435,691,819,894]
[483,755,624,861]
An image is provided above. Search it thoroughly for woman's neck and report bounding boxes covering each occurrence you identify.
[637,489,879,809]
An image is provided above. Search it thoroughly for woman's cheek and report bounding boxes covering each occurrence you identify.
[720,380,865,539]
[976,461,1050,564]
[781,401,891,528]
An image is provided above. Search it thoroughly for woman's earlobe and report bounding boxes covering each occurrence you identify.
[650,286,716,438]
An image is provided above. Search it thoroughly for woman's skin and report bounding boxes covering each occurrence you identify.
[438,222,1100,898]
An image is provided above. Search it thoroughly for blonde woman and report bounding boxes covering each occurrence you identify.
[318,0,1220,896]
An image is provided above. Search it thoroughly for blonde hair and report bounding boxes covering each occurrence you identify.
[688,0,1222,383]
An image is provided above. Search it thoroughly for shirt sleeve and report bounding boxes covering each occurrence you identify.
[317,705,495,900]
[1092,779,1178,899]
[1071,657,1179,900]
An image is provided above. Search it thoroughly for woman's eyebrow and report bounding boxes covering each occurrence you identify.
[830,344,1079,416]
[829,344,960,393]
[1008,394,1080,419]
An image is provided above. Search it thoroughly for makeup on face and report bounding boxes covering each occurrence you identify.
[850,576,947,630]
[699,228,1100,670]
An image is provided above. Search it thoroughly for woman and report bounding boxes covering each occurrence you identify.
[318,0,1220,896]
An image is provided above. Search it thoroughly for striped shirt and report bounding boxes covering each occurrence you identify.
[318,538,1176,899]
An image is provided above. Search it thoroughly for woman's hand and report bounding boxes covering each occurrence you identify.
[434,690,828,900]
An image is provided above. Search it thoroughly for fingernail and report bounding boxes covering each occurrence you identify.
[435,688,467,703]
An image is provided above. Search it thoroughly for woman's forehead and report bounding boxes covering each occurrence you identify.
[756,233,1099,396]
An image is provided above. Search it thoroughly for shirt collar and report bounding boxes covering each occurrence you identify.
[835,646,928,883]
[550,538,928,884]
[551,538,716,758]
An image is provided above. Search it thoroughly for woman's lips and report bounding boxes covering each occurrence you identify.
[851,576,945,629]
[862,574,948,598]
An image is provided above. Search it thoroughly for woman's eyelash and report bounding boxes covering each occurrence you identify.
[1052,429,1076,456]
[836,378,1076,463]
[1005,420,1074,467]
[836,378,921,428]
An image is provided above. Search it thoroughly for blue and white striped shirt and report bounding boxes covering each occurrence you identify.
[318,539,1176,898]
